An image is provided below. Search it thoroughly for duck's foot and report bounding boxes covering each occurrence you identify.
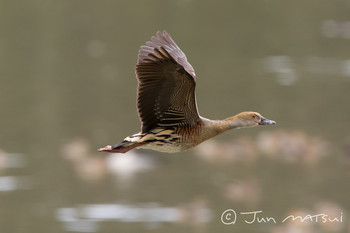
[98,141,146,153]
[98,145,112,152]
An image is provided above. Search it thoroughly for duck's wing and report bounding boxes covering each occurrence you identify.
[136,31,200,133]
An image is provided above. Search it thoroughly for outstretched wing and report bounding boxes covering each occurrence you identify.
[136,31,200,133]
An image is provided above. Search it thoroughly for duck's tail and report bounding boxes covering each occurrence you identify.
[98,133,147,153]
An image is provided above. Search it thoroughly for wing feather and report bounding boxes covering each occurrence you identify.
[136,31,200,133]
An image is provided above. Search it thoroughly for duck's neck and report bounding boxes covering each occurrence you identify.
[223,115,245,129]
[200,115,243,141]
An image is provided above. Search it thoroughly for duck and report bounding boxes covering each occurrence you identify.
[98,31,276,153]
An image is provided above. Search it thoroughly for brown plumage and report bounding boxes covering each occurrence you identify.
[98,31,276,153]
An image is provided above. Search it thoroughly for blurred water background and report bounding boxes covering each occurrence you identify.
[1,0,350,232]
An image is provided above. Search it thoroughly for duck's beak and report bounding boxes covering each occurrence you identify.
[259,117,276,125]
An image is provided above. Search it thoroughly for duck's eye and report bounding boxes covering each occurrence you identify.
[252,114,257,119]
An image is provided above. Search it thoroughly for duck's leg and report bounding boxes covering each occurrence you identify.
[98,142,145,153]
[98,133,147,153]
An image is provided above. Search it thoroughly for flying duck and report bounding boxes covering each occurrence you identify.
[98,31,276,153]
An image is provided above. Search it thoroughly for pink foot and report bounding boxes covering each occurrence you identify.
[98,145,112,152]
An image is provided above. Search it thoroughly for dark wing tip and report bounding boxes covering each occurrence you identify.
[137,31,196,80]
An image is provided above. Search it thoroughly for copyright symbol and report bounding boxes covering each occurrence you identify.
[221,209,237,225]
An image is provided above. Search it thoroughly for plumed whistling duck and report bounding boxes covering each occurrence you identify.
[99,31,276,153]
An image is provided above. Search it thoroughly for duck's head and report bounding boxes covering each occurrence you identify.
[232,111,276,128]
